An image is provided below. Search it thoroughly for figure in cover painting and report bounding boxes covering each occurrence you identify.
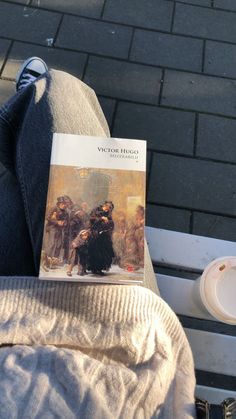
[63,199,90,264]
[67,229,91,276]
[45,196,68,259]
[62,195,74,263]
[112,211,127,266]
[88,201,115,276]
[113,205,145,272]
[42,194,144,278]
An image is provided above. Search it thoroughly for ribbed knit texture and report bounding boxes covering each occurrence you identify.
[0,277,196,418]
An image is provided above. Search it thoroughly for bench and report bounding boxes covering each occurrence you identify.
[146,226,236,404]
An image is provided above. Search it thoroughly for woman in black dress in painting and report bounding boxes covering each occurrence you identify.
[88,201,114,275]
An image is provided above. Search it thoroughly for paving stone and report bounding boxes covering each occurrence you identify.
[193,212,236,241]
[31,0,105,18]
[146,203,191,232]
[214,0,236,11]
[0,79,15,106]
[148,153,236,216]
[0,39,11,74]
[103,0,173,31]
[2,42,87,79]
[197,114,236,163]
[84,57,161,104]
[130,30,203,72]
[0,2,61,45]
[56,16,132,59]
[162,70,236,117]
[112,102,195,155]
[173,3,236,43]
[205,40,236,79]
[98,96,116,128]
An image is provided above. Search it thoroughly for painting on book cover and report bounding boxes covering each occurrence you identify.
[40,165,145,283]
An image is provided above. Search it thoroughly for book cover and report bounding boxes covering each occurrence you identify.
[39,133,146,283]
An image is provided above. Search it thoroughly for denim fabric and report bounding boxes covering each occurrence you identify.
[0,70,109,275]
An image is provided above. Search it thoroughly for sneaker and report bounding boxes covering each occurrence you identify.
[16,56,48,92]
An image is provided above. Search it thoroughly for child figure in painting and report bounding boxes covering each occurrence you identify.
[67,229,91,277]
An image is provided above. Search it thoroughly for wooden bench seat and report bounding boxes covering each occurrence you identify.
[146,226,236,403]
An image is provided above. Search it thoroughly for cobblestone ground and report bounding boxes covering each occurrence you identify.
[0,0,236,241]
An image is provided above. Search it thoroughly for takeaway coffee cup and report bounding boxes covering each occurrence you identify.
[195,256,236,325]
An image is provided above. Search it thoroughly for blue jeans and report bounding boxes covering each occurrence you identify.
[0,70,109,275]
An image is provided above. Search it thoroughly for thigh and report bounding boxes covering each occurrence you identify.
[1,71,110,274]
[13,71,110,272]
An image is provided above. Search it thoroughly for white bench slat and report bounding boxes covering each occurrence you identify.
[185,328,236,377]
[146,227,236,271]
[196,386,236,404]
[156,275,236,376]
[157,275,236,376]
[148,227,236,394]
[157,274,213,321]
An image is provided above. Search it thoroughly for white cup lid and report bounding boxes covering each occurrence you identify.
[200,257,236,324]
[216,265,236,318]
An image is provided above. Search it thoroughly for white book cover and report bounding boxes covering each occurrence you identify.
[39,133,146,284]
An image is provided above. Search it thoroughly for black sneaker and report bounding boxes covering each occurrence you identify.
[16,56,48,92]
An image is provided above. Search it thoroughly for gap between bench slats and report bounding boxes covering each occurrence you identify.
[196,386,236,404]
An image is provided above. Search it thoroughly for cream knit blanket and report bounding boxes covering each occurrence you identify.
[0,277,196,418]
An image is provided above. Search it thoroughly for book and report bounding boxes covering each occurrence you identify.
[39,133,146,284]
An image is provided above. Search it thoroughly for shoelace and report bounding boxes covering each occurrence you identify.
[17,73,38,91]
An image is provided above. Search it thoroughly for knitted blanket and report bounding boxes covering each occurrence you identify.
[0,277,196,418]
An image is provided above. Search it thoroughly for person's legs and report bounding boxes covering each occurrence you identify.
[0,63,159,295]
[0,69,109,275]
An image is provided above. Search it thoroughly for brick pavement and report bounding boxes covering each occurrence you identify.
[0,0,236,241]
